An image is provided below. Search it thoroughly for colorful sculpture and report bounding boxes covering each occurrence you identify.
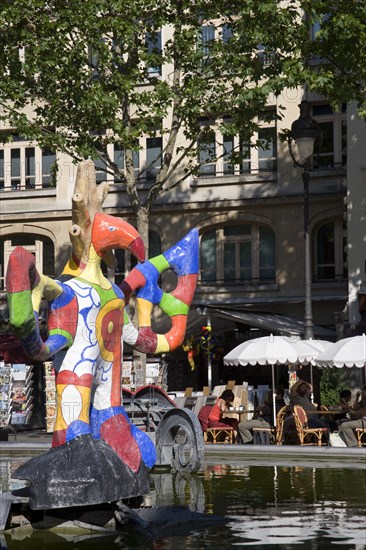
[182,336,200,371]
[6,161,199,509]
[200,325,215,358]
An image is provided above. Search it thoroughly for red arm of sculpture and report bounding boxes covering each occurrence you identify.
[6,246,77,361]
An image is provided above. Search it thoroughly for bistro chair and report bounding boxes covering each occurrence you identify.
[205,426,234,444]
[275,405,291,445]
[252,405,289,445]
[197,404,235,444]
[355,427,366,447]
[293,405,329,446]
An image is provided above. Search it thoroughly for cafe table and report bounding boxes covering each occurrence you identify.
[223,408,249,421]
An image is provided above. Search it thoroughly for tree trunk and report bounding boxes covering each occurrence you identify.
[136,205,149,259]
[133,206,151,385]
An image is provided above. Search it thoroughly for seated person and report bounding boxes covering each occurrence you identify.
[275,386,286,410]
[208,390,239,436]
[238,387,286,444]
[331,389,352,426]
[339,385,366,448]
[289,380,328,429]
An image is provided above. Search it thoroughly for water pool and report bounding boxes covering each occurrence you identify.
[1,460,365,549]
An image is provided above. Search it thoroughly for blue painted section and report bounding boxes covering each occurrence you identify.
[45,333,70,355]
[21,309,70,358]
[49,283,74,310]
[163,229,199,276]
[20,313,43,356]
[130,425,157,468]
[66,420,91,442]
[134,262,163,304]
[111,282,124,300]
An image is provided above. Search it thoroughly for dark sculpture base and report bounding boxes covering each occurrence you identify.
[12,434,150,510]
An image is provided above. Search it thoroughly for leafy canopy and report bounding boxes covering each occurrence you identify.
[0,0,365,216]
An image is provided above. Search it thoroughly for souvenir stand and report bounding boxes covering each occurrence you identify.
[44,361,56,433]
[0,361,34,434]
[0,362,12,433]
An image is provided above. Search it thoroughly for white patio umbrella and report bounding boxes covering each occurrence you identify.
[297,339,333,388]
[223,335,319,426]
[315,334,366,379]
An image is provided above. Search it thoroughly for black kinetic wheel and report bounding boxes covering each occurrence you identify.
[155,408,204,472]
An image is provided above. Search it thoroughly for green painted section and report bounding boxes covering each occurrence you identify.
[8,291,36,338]
[150,255,170,273]
[77,278,119,307]
[159,292,189,316]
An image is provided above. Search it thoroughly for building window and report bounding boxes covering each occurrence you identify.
[198,21,239,50]
[201,224,276,284]
[221,23,233,44]
[258,126,277,172]
[10,148,21,190]
[223,135,234,175]
[240,138,251,173]
[0,137,56,191]
[88,38,108,80]
[113,143,140,183]
[316,219,347,281]
[198,25,215,60]
[146,137,162,181]
[198,130,216,176]
[113,144,124,183]
[25,148,35,189]
[311,14,330,41]
[146,31,162,76]
[257,43,275,67]
[197,112,277,177]
[94,156,106,184]
[259,225,276,280]
[95,132,162,185]
[201,230,217,282]
[222,225,252,282]
[197,22,236,70]
[0,150,4,190]
[312,104,347,169]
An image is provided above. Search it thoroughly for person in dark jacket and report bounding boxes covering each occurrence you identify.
[332,389,352,426]
[339,385,366,447]
[290,381,328,429]
[238,387,285,444]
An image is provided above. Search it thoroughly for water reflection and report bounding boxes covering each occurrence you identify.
[1,462,365,549]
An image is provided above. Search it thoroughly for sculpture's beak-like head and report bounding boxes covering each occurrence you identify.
[92,213,145,262]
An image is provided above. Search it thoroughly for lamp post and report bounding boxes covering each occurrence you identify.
[288,101,321,341]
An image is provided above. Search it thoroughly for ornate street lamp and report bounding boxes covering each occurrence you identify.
[288,101,321,340]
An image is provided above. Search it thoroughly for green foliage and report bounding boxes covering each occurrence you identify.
[300,0,366,112]
[49,160,59,188]
[320,368,350,407]
[0,0,365,220]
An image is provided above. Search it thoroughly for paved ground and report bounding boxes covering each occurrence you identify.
[5,428,52,444]
[1,427,365,468]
